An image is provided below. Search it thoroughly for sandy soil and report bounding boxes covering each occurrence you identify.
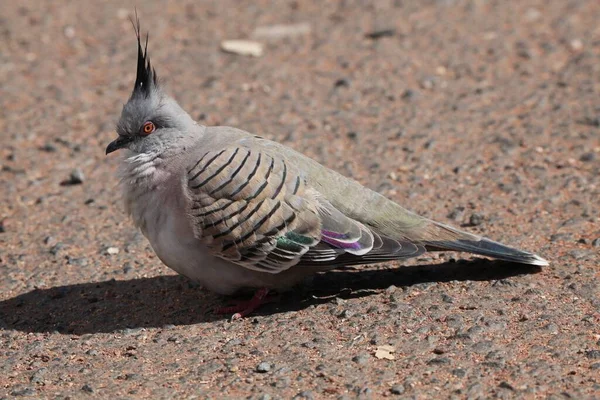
[1,0,599,398]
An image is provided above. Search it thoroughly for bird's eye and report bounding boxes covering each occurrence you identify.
[141,121,155,135]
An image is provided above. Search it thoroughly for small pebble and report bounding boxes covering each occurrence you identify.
[468,382,484,397]
[569,250,591,260]
[360,387,372,396]
[30,368,47,384]
[498,381,515,391]
[41,143,57,152]
[585,350,600,359]
[469,213,484,226]
[293,391,314,400]
[67,257,89,267]
[401,89,419,101]
[256,362,271,373]
[105,247,119,255]
[123,262,134,274]
[64,25,76,39]
[427,357,450,365]
[441,294,454,304]
[274,376,290,388]
[49,243,65,255]
[580,152,596,162]
[365,28,396,39]
[592,238,600,247]
[352,354,370,365]
[472,340,494,353]
[70,168,85,184]
[81,384,94,393]
[543,323,559,334]
[420,78,434,90]
[550,233,572,242]
[447,207,465,221]
[334,78,350,88]
[579,116,600,127]
[570,39,583,51]
[390,384,405,395]
[11,387,35,397]
[221,40,263,57]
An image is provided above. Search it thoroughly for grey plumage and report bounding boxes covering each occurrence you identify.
[106,19,548,297]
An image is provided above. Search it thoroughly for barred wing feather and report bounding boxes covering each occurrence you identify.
[187,147,424,274]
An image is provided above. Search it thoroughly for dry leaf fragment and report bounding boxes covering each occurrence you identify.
[375,345,396,360]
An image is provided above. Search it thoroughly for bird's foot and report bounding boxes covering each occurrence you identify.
[215,288,274,320]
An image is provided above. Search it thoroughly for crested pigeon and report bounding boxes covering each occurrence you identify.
[106,18,548,318]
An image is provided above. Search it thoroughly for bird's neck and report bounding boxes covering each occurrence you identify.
[119,151,176,233]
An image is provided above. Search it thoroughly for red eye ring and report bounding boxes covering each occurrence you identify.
[142,121,155,135]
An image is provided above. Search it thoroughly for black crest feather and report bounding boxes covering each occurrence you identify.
[129,11,157,98]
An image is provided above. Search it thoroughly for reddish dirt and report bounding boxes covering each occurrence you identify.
[1,1,599,398]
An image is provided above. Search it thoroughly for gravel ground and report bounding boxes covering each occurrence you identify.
[1,0,599,398]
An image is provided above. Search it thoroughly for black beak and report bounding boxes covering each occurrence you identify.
[105,136,133,155]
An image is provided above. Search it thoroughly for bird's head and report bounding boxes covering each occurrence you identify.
[106,15,195,156]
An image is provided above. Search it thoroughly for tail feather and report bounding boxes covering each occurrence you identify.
[425,237,549,266]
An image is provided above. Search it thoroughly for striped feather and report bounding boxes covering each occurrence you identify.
[186,147,431,274]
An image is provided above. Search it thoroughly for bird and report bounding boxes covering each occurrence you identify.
[105,17,548,319]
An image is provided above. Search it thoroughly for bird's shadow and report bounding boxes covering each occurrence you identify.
[0,259,541,335]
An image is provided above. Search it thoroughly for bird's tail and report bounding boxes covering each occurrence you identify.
[420,221,549,266]
[425,237,549,266]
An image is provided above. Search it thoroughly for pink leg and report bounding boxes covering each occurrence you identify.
[215,288,271,320]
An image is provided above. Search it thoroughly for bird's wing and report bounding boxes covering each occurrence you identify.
[186,146,424,274]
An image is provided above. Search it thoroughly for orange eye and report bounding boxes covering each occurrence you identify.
[142,121,155,135]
